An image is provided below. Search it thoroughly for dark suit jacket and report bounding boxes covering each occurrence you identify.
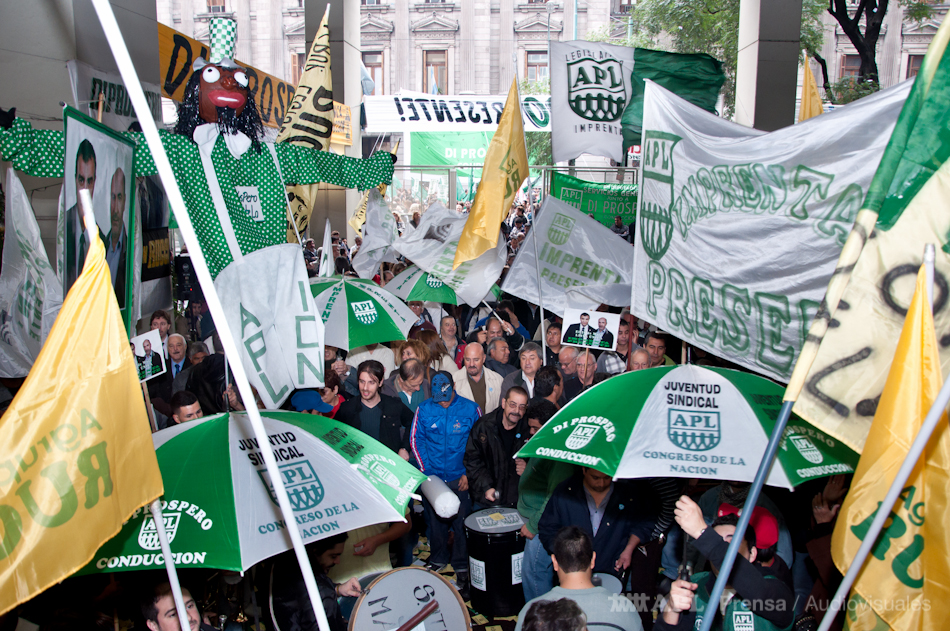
[104,228,127,308]
[335,394,414,454]
[563,322,593,345]
[65,205,106,290]
[538,472,659,576]
[594,329,614,348]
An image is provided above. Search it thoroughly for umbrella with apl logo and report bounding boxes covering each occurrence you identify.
[386,265,501,305]
[310,276,416,350]
[516,364,858,489]
[77,411,426,574]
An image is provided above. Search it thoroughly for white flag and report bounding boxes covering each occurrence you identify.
[632,80,911,383]
[0,170,64,377]
[502,196,633,316]
[550,40,636,164]
[318,218,334,277]
[352,189,398,279]
[392,202,506,307]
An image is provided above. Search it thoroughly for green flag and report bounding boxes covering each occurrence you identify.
[622,48,725,151]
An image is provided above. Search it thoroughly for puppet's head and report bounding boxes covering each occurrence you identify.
[174,18,263,149]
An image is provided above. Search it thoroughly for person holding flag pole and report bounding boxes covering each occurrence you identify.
[86,2,339,630]
[686,17,950,631]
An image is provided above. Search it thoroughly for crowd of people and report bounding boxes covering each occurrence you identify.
[8,202,853,631]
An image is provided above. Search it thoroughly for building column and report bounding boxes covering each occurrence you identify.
[499,0,515,87]
[394,0,409,91]
[460,0,474,92]
[734,0,803,131]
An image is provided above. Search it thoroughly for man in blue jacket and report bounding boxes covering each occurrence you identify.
[538,468,659,580]
[410,371,481,589]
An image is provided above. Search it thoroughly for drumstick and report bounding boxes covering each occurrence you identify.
[392,600,439,631]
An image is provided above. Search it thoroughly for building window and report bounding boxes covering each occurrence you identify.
[207,0,226,13]
[363,52,384,95]
[291,52,305,86]
[527,51,548,82]
[361,0,380,5]
[425,0,445,3]
[527,0,547,3]
[840,55,861,78]
[424,50,447,95]
[907,54,924,79]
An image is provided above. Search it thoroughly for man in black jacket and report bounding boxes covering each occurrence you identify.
[655,496,795,631]
[464,385,530,509]
[335,360,413,460]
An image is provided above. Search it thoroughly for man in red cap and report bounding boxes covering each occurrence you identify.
[654,495,795,631]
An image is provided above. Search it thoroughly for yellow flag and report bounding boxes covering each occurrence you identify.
[0,231,163,616]
[279,5,333,242]
[453,77,527,269]
[831,265,950,631]
[799,59,824,122]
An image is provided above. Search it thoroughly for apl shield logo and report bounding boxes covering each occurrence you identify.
[732,612,754,631]
[139,512,181,550]
[259,461,325,512]
[790,435,824,464]
[351,300,378,325]
[565,423,600,450]
[668,409,720,451]
[640,131,681,262]
[424,274,444,289]
[548,214,575,246]
[567,58,626,121]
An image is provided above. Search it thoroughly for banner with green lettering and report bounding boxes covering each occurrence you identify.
[550,172,637,230]
[633,80,911,383]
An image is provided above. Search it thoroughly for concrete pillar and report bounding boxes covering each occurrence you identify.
[734,0,803,131]
[306,1,363,240]
[394,0,409,91]
[499,0,515,88]
[460,0,474,92]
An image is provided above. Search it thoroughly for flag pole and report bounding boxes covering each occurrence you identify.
[816,370,950,631]
[528,180,546,364]
[697,400,795,631]
[88,2,333,630]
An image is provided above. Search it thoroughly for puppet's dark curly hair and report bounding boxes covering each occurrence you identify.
[174,69,264,153]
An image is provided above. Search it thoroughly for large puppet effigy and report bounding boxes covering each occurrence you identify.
[0,24,393,407]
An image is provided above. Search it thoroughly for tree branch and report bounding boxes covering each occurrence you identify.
[813,53,835,104]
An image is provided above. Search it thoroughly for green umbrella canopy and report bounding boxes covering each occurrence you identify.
[310,276,416,350]
[517,364,858,489]
[386,266,501,306]
[78,411,426,574]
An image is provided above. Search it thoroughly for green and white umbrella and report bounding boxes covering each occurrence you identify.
[78,411,426,574]
[516,365,858,489]
[310,276,416,350]
[386,265,501,305]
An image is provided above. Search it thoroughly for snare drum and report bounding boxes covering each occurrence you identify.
[463,507,526,617]
[347,566,470,631]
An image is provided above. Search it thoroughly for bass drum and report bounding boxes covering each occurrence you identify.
[348,566,470,631]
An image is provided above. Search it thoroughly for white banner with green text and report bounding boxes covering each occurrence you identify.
[632,80,911,382]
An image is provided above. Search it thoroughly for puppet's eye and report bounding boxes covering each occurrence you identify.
[202,66,221,83]
[234,71,249,87]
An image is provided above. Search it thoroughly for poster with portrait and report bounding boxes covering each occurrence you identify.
[130,329,166,383]
[63,107,135,330]
[560,308,621,352]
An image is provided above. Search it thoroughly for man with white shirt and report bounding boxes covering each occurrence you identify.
[563,313,593,346]
[167,334,190,379]
[346,343,396,379]
[500,342,543,402]
[454,342,503,413]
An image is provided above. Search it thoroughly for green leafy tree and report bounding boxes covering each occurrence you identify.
[588,0,827,117]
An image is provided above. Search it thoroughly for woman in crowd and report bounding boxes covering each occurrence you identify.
[440,315,466,368]
[417,330,457,373]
